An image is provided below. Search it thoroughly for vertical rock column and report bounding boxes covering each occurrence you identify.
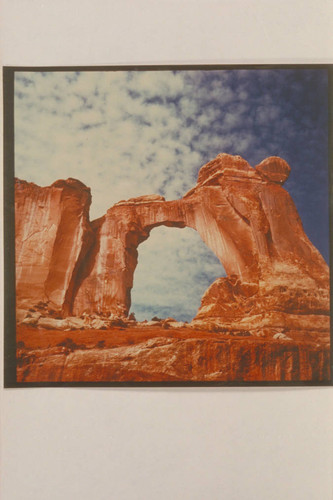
[15,178,94,315]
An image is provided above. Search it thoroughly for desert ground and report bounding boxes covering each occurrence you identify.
[17,323,330,383]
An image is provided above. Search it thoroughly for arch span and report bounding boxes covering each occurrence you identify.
[72,193,244,318]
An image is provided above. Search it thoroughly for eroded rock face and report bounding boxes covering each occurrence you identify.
[17,327,330,383]
[15,154,330,340]
[15,178,94,315]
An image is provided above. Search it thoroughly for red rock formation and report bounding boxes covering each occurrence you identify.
[15,154,330,341]
[72,154,329,338]
[190,155,329,335]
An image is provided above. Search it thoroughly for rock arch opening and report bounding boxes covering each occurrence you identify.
[130,225,225,322]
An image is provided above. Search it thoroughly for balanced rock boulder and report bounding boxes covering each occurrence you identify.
[255,156,291,184]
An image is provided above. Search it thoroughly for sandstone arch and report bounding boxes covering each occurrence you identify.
[15,154,329,334]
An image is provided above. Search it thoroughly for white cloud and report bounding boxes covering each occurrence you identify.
[15,71,214,218]
[127,71,185,99]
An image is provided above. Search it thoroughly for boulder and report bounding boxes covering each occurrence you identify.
[91,318,107,330]
[167,321,187,329]
[65,316,86,330]
[255,156,291,184]
[37,317,68,330]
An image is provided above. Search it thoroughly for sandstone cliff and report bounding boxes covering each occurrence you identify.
[15,178,94,316]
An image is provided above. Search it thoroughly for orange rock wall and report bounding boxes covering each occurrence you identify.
[15,178,94,314]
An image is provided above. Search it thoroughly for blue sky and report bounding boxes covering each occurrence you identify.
[15,68,329,320]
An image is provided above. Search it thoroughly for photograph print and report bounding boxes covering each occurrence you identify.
[4,66,331,385]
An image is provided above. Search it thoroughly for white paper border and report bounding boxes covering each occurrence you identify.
[1,2,333,499]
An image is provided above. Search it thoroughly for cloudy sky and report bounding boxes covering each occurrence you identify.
[14,68,329,321]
